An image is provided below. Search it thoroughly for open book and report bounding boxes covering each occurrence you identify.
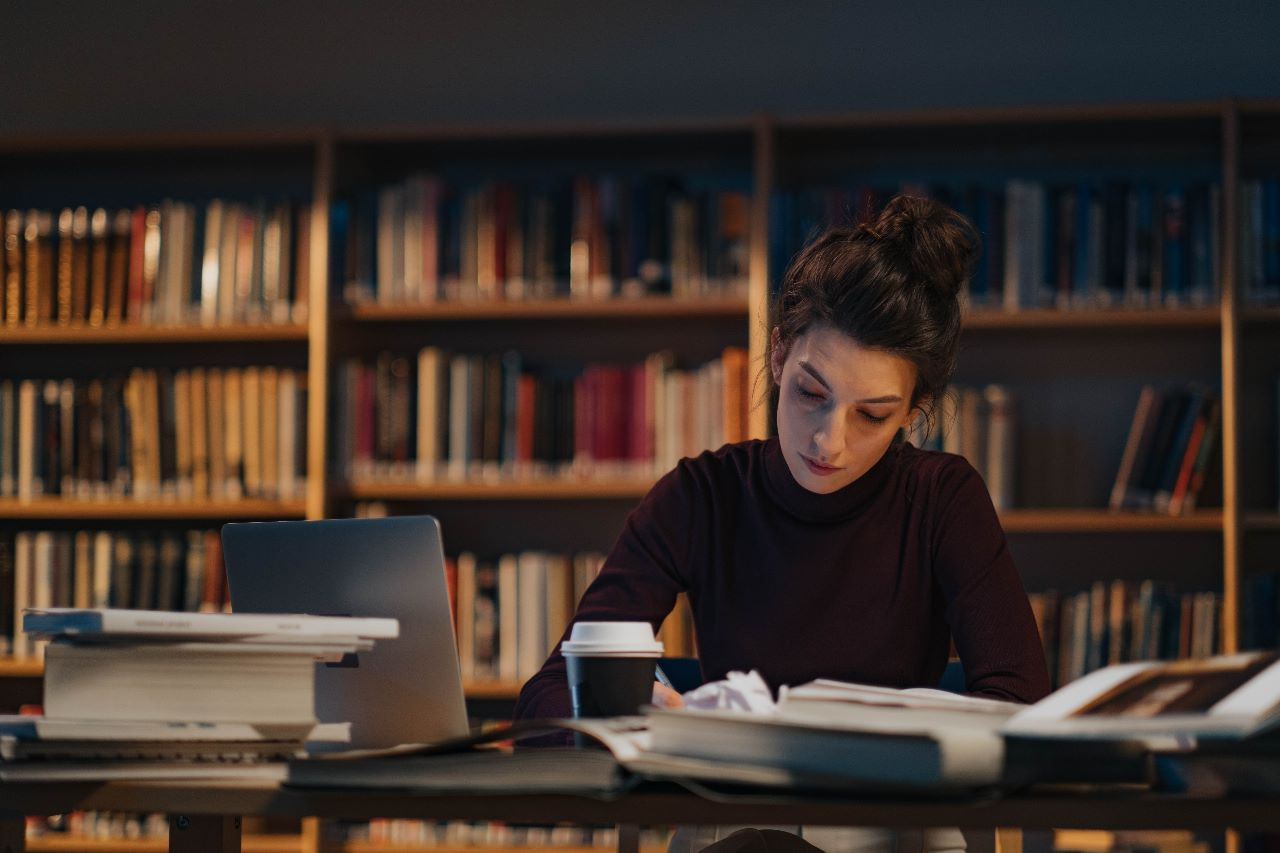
[289,653,1280,795]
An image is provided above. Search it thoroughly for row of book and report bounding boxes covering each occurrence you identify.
[27,812,170,842]
[1029,581,1221,690]
[0,529,229,658]
[450,548,695,685]
[327,819,665,849]
[334,347,751,483]
[0,368,308,502]
[1241,178,1280,304]
[452,550,602,685]
[29,814,663,849]
[1,201,311,329]
[333,175,750,304]
[1108,385,1219,516]
[771,180,1222,311]
[905,384,1015,510]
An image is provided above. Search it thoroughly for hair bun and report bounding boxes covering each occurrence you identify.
[868,194,979,299]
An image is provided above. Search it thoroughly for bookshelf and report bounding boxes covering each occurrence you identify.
[3,100,1280,852]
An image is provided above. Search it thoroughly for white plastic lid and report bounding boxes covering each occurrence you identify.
[560,621,664,658]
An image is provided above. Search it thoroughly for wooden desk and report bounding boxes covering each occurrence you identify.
[2,781,1279,853]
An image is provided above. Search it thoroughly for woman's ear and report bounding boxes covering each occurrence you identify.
[769,327,785,384]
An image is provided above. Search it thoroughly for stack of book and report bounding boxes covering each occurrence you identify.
[0,607,397,781]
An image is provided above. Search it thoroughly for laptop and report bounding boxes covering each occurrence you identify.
[221,515,471,750]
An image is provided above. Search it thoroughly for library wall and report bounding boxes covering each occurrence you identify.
[2,2,1279,137]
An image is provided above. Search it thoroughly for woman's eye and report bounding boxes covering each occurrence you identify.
[861,411,890,424]
[796,386,825,402]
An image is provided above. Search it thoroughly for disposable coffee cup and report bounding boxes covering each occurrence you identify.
[562,622,664,734]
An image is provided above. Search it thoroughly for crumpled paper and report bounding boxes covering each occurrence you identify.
[680,669,777,714]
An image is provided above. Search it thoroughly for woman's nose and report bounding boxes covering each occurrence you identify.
[813,413,847,459]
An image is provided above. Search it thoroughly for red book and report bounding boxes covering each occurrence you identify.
[200,529,225,613]
[516,374,536,464]
[127,205,147,323]
[443,555,458,631]
[594,365,626,462]
[1167,407,1208,516]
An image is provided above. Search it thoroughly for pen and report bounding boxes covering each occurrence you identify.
[654,664,674,690]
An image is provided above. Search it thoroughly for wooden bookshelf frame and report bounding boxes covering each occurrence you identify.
[339,295,749,322]
[0,324,309,345]
[344,480,655,502]
[0,499,307,520]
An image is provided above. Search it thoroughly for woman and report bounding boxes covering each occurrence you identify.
[515,193,1051,851]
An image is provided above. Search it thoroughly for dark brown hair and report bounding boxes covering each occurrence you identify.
[768,193,979,415]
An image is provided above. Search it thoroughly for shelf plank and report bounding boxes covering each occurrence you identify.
[0,657,43,677]
[338,843,665,853]
[0,324,308,345]
[999,508,1223,533]
[0,498,307,520]
[342,296,749,322]
[962,308,1220,330]
[1243,512,1280,531]
[345,480,654,501]
[28,834,301,853]
[1241,307,1280,324]
[461,681,523,700]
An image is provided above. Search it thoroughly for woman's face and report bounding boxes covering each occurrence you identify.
[770,324,918,495]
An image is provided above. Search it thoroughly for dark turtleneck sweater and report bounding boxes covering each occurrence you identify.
[514,438,1051,721]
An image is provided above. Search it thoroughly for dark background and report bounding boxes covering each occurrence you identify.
[1,1,1277,137]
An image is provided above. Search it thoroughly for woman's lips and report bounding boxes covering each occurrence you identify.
[801,455,840,476]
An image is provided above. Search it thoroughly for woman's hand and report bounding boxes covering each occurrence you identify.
[652,680,685,709]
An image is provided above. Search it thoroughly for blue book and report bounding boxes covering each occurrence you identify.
[1163,187,1187,306]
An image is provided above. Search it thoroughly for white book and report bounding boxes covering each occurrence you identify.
[91,531,112,609]
[516,551,548,682]
[983,384,1014,511]
[0,714,323,744]
[22,607,399,641]
[200,199,224,325]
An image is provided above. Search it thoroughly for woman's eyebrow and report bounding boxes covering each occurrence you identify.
[797,361,832,390]
[798,362,902,404]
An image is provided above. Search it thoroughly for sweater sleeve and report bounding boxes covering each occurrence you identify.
[930,459,1052,704]
[512,462,698,722]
